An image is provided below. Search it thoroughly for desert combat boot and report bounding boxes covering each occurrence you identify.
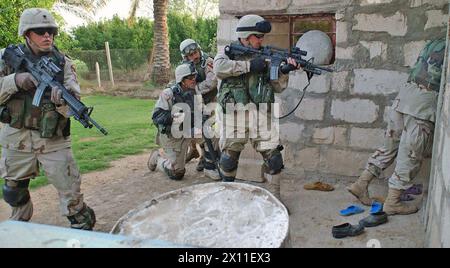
[346,169,376,206]
[383,188,419,215]
[147,150,159,171]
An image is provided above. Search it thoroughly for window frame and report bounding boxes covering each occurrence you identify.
[261,13,336,63]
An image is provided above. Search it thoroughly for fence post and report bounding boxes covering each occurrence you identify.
[95,62,102,89]
[105,41,115,87]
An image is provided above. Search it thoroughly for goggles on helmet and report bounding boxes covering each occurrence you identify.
[182,43,199,56]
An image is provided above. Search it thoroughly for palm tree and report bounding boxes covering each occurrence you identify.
[53,0,110,22]
[127,0,140,25]
[128,0,170,85]
[149,0,171,85]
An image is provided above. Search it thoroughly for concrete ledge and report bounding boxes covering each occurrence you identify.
[0,221,188,248]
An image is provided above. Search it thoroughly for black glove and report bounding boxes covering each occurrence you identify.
[249,56,267,74]
[280,63,298,74]
[152,108,173,126]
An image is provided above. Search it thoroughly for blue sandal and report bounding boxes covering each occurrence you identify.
[370,201,383,214]
[340,205,365,216]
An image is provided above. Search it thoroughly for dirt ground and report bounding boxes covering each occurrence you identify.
[0,150,426,248]
[0,151,214,232]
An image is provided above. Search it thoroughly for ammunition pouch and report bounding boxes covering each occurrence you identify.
[218,73,274,112]
[248,75,274,105]
[218,77,249,111]
[3,93,69,138]
[40,103,59,138]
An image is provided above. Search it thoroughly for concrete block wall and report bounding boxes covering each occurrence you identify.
[425,15,450,248]
[218,0,448,181]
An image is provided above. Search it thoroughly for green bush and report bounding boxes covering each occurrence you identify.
[0,0,55,48]
[69,12,217,66]
[72,59,89,77]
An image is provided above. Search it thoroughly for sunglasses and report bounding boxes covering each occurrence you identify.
[253,34,265,39]
[31,27,57,36]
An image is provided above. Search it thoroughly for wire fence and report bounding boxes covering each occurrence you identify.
[69,49,151,82]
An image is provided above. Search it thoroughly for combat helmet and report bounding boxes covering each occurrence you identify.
[18,8,58,37]
[236,14,271,39]
[175,62,198,84]
[180,39,201,57]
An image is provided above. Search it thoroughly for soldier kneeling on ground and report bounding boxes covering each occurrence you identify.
[148,63,203,181]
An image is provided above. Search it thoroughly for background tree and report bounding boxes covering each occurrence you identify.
[53,0,110,22]
[149,0,171,85]
[169,0,219,19]
[0,0,54,47]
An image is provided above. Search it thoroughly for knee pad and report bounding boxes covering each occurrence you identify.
[219,150,240,173]
[165,167,185,180]
[263,148,284,175]
[2,180,30,207]
[67,204,96,230]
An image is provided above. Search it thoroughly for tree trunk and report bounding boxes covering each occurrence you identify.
[149,0,171,85]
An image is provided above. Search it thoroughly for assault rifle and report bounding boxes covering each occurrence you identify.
[224,43,334,80]
[201,115,226,181]
[2,45,108,135]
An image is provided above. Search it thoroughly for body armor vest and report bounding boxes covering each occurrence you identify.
[218,42,275,110]
[3,44,70,138]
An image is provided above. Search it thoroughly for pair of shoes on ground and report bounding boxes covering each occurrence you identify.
[334,202,388,238]
[332,211,389,239]
[339,201,384,216]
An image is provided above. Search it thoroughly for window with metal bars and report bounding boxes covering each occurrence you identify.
[260,14,336,63]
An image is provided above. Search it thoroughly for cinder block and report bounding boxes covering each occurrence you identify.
[353,12,407,36]
[353,69,409,95]
[331,99,379,123]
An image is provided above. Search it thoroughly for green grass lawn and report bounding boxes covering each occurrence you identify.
[0,95,157,197]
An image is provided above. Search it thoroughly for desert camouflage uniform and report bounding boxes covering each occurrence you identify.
[213,46,289,180]
[152,85,203,180]
[0,45,84,220]
[365,38,444,190]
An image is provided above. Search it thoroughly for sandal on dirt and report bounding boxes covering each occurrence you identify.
[340,205,365,216]
[404,184,423,195]
[303,181,334,191]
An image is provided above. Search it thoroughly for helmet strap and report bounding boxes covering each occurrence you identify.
[25,35,53,55]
